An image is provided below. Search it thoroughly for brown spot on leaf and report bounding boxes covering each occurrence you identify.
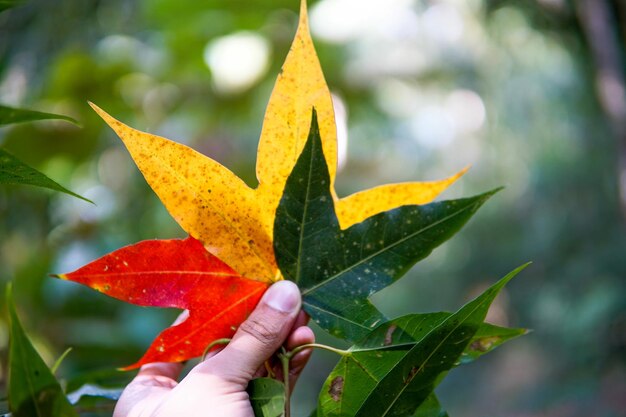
[384,324,397,346]
[329,376,344,401]
[404,366,419,384]
[470,336,500,352]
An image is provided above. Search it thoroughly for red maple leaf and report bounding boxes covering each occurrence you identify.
[57,237,268,369]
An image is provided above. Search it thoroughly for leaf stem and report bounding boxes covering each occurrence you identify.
[286,343,349,358]
[279,347,291,417]
[51,347,73,375]
[201,338,231,361]
[277,342,347,417]
[264,360,276,378]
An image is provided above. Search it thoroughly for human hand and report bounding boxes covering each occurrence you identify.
[113,280,314,417]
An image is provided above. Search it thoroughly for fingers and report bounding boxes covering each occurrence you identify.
[292,310,310,330]
[251,323,315,381]
[286,325,315,351]
[113,311,190,417]
[197,280,302,383]
[136,362,184,382]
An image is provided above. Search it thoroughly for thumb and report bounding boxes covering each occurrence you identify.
[200,280,301,381]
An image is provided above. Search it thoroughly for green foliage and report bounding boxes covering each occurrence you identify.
[0,0,22,13]
[0,104,90,202]
[412,395,448,417]
[50,348,73,375]
[6,284,77,417]
[459,322,527,365]
[247,378,286,417]
[0,105,79,127]
[0,149,92,203]
[268,111,525,416]
[357,315,525,366]
[316,265,526,417]
[274,110,497,342]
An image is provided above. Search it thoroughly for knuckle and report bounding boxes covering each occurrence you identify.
[238,316,282,345]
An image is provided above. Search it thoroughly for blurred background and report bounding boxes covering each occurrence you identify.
[1,0,625,415]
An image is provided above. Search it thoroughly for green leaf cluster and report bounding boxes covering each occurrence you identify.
[270,110,528,416]
[2,4,108,413]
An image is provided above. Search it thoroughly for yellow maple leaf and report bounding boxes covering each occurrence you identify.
[91,0,465,283]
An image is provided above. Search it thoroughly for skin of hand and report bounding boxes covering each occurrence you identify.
[113,280,314,417]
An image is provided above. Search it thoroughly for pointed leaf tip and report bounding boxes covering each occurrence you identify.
[0,148,94,204]
[89,101,277,281]
[496,262,531,288]
[49,273,67,280]
[335,166,472,229]
[0,104,80,127]
[88,102,117,126]
[5,281,12,305]
[300,0,308,20]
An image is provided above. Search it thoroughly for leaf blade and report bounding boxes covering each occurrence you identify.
[0,104,79,126]
[0,149,92,202]
[57,237,269,368]
[357,313,526,365]
[360,265,527,416]
[247,378,286,417]
[56,237,241,308]
[89,103,276,282]
[412,394,448,417]
[6,284,78,417]
[256,0,338,217]
[124,280,267,369]
[316,265,528,417]
[335,169,468,230]
[274,109,498,341]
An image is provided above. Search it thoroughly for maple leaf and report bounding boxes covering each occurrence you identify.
[274,110,496,341]
[59,0,466,368]
[57,237,268,369]
[87,0,465,284]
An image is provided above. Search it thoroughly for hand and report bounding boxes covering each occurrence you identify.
[113,281,314,417]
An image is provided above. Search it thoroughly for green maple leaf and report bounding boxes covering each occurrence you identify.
[274,109,499,342]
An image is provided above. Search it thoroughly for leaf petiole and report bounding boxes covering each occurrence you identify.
[286,343,348,359]
[278,350,291,417]
[264,360,276,378]
[201,338,231,361]
[278,342,348,417]
[51,347,73,375]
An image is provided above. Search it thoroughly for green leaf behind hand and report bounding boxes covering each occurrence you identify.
[247,378,285,417]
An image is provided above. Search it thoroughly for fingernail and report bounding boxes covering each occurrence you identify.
[264,280,301,313]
